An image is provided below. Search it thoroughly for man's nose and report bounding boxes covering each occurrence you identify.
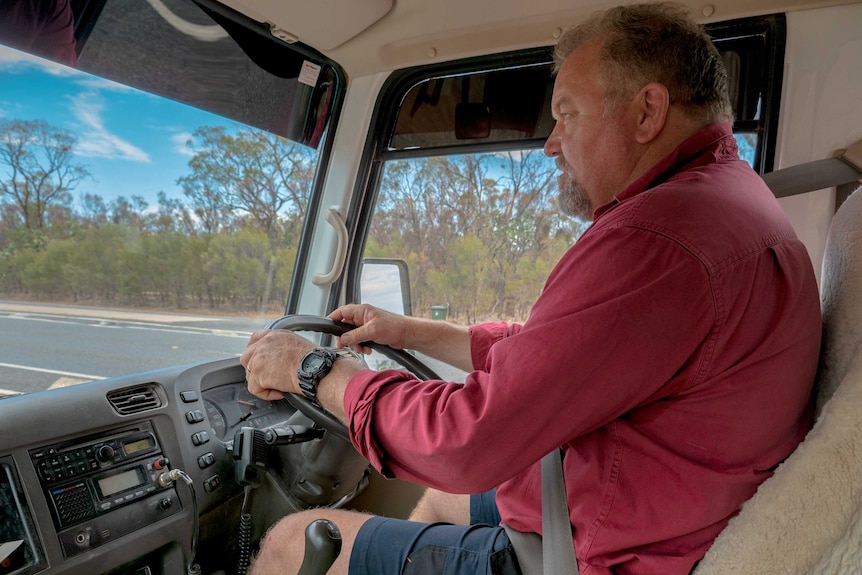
[544,123,561,157]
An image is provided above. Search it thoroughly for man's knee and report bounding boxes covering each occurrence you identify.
[251,509,373,575]
[409,489,470,524]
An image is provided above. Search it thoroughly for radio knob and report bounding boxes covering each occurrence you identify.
[96,445,115,462]
[158,497,173,511]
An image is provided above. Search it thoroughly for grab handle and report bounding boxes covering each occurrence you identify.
[312,207,348,286]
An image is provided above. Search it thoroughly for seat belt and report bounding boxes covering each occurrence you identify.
[762,140,862,198]
[541,449,579,574]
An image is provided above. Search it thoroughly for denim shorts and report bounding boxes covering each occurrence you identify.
[349,489,521,575]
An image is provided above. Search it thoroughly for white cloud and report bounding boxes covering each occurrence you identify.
[492,150,525,161]
[171,131,195,157]
[74,76,136,93]
[68,91,150,163]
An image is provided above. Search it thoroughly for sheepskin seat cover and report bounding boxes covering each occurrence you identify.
[693,187,862,574]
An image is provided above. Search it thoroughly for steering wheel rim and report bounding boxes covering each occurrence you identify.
[264,314,441,441]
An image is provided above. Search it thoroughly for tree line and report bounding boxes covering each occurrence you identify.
[369,152,584,322]
[0,118,583,321]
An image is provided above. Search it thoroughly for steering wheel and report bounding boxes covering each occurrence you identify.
[264,314,442,441]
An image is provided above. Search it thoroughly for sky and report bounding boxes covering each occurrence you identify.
[0,44,229,208]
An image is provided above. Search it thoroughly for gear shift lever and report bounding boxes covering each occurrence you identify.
[297,519,342,575]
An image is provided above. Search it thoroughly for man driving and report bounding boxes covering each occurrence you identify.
[241,3,821,573]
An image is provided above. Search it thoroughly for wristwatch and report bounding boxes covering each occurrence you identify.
[297,347,362,407]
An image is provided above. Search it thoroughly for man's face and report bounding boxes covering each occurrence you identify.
[544,41,639,220]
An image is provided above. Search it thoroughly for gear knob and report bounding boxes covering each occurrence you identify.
[297,519,342,575]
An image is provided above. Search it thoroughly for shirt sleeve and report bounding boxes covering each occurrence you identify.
[469,321,523,370]
[345,224,715,493]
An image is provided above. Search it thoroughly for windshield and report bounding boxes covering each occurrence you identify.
[0,0,334,395]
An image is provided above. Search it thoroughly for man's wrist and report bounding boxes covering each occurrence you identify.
[296,346,366,413]
[317,350,366,424]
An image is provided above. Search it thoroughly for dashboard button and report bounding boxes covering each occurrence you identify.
[197,453,215,469]
[191,431,210,446]
[204,475,220,492]
[180,391,199,403]
[185,410,205,424]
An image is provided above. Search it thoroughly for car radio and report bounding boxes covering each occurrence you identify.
[29,421,182,558]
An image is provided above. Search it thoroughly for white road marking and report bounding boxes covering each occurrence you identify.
[0,312,253,338]
[0,362,106,381]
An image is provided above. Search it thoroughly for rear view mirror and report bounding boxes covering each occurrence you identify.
[359,258,413,316]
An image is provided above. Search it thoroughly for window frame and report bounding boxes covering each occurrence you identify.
[709,14,787,175]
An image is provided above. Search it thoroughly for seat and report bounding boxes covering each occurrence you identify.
[693,184,862,574]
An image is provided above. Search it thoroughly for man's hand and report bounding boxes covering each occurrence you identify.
[328,304,410,353]
[329,303,474,372]
[240,330,315,401]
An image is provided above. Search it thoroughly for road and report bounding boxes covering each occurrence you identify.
[0,302,265,395]
[0,301,468,396]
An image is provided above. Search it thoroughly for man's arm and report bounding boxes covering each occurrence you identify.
[240,302,477,426]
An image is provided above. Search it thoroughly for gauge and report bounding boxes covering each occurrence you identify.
[248,411,282,429]
[234,387,269,423]
[204,399,227,439]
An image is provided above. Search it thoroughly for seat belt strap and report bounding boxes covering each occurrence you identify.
[762,140,862,198]
[542,449,579,575]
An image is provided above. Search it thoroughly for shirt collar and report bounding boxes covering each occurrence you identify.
[592,123,738,220]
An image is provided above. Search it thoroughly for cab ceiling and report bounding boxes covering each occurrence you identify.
[217,0,860,77]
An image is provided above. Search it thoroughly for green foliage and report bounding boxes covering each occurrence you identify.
[426,233,495,323]
[203,228,271,307]
[0,222,292,312]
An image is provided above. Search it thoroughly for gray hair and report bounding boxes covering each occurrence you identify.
[554,2,734,124]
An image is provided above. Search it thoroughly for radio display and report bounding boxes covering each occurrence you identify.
[123,436,154,455]
[97,467,146,498]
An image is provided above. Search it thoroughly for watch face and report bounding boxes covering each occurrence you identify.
[303,355,326,371]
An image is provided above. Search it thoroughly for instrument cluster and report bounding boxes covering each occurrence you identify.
[202,383,296,441]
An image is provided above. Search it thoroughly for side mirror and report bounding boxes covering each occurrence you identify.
[358,258,412,316]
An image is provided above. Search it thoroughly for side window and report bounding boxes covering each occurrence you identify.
[369,150,584,324]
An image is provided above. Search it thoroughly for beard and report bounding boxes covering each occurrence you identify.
[556,159,592,221]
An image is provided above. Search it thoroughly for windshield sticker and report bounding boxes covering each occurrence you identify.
[299,61,322,87]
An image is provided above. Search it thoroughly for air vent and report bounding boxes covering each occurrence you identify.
[106,384,163,415]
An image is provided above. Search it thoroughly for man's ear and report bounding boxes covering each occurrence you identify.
[634,82,669,144]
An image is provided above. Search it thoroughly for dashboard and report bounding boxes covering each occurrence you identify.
[0,358,308,575]
[0,343,428,575]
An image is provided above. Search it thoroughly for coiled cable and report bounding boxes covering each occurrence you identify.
[236,485,254,575]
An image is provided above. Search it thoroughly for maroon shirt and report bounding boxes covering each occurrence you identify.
[346,123,821,574]
[0,0,77,66]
